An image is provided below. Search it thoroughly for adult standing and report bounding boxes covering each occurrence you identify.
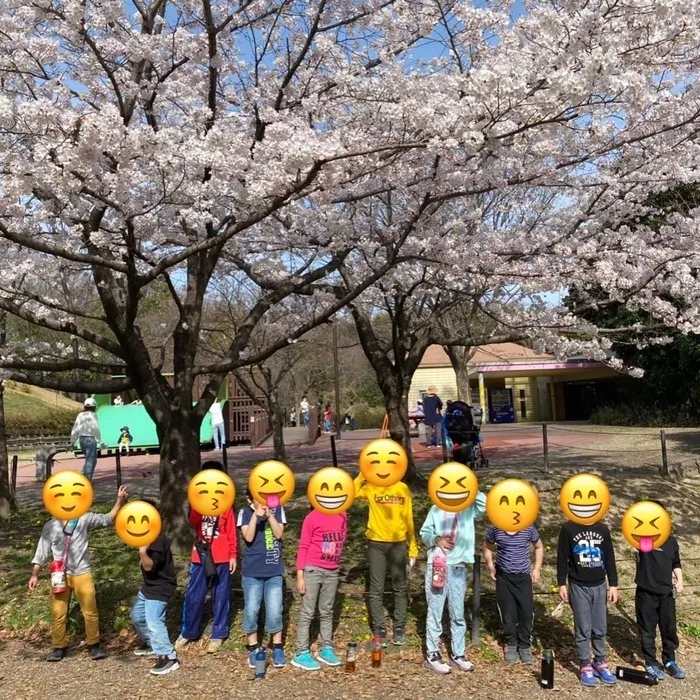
[422,387,443,448]
[209,401,226,451]
[70,398,104,481]
[300,396,310,427]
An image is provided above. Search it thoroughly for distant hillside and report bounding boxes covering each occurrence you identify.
[4,387,80,437]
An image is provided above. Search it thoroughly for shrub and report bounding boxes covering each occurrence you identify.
[354,403,386,430]
[590,403,699,428]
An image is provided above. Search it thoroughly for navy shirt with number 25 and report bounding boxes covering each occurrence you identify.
[237,505,287,578]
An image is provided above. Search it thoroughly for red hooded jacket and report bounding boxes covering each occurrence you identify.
[189,507,237,565]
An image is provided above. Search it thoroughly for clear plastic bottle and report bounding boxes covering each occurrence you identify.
[371,637,383,668]
[345,641,358,673]
[254,647,266,679]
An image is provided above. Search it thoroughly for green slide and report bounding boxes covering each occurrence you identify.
[94,403,214,449]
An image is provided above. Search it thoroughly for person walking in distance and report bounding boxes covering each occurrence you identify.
[300,396,310,427]
[70,398,104,481]
[422,387,443,448]
[209,401,226,451]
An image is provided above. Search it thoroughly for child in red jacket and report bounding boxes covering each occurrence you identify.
[175,461,237,653]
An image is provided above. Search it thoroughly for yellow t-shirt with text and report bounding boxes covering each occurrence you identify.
[354,475,418,558]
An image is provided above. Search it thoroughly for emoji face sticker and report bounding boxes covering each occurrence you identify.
[307,467,355,515]
[358,439,408,487]
[187,469,236,517]
[559,474,610,525]
[115,501,162,548]
[486,479,540,532]
[42,470,94,520]
[621,501,671,553]
[427,462,478,512]
[248,460,295,508]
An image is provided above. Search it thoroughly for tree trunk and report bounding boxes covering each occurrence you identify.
[0,380,10,520]
[269,387,286,461]
[157,407,203,550]
[445,346,474,404]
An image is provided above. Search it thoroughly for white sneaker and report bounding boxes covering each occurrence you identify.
[424,652,451,674]
[450,655,475,672]
[174,636,189,651]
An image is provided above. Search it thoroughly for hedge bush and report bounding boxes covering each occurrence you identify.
[5,391,79,437]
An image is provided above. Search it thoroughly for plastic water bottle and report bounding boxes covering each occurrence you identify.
[254,647,266,679]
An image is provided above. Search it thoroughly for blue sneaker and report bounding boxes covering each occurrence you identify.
[645,664,665,681]
[664,661,686,680]
[248,648,257,669]
[291,650,321,671]
[593,662,617,685]
[272,647,287,668]
[318,646,342,667]
[580,665,598,687]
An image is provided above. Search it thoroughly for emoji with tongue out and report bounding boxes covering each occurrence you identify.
[621,501,671,552]
[307,467,355,515]
[248,460,295,508]
[559,474,610,525]
[188,469,236,517]
[427,462,479,513]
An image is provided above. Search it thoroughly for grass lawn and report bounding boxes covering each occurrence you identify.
[4,389,79,437]
[1,478,699,665]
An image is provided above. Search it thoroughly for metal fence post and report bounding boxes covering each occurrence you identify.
[10,454,18,498]
[222,442,229,473]
[660,430,669,476]
[330,434,338,468]
[471,554,481,646]
[115,450,122,488]
[542,423,549,472]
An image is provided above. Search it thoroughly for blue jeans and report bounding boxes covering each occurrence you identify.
[212,422,226,450]
[79,436,97,481]
[301,412,309,427]
[323,419,332,432]
[180,562,231,640]
[424,562,468,657]
[242,575,283,634]
[131,592,175,659]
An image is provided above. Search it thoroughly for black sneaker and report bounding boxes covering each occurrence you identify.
[46,648,66,662]
[134,644,154,657]
[88,644,107,660]
[392,629,407,646]
[150,656,180,676]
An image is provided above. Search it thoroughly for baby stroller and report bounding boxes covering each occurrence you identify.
[441,400,489,469]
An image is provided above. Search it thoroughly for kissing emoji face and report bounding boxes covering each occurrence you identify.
[559,474,610,525]
[187,469,236,517]
[248,460,295,508]
[486,479,539,532]
[358,439,407,487]
[115,501,161,548]
[427,462,478,512]
[621,501,671,553]
[307,467,355,515]
[42,470,94,521]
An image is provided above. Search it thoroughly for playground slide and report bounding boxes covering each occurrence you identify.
[95,404,214,449]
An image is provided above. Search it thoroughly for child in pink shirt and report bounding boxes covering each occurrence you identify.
[291,509,347,671]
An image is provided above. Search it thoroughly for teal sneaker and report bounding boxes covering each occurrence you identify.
[318,646,342,667]
[291,650,321,671]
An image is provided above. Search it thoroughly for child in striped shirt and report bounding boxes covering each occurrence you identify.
[483,525,543,665]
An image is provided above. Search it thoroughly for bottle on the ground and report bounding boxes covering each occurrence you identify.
[345,641,357,673]
[540,649,554,689]
[371,637,382,669]
[254,647,266,680]
[615,666,658,686]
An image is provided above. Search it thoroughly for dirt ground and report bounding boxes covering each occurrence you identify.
[0,638,698,700]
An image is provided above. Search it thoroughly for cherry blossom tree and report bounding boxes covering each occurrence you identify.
[2,1,700,533]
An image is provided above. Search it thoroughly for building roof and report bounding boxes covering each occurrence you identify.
[420,343,554,369]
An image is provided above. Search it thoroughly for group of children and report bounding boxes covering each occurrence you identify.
[30,462,687,685]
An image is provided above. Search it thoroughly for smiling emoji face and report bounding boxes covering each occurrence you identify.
[115,501,162,548]
[559,474,610,525]
[621,501,671,552]
[42,470,94,520]
[307,467,355,515]
[248,460,295,508]
[187,469,236,516]
[358,439,408,487]
[427,462,478,512]
[486,479,540,532]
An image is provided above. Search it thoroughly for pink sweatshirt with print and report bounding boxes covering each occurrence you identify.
[296,510,347,571]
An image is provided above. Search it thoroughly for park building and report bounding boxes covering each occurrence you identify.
[409,343,623,424]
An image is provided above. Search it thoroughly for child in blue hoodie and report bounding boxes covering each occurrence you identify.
[420,491,486,675]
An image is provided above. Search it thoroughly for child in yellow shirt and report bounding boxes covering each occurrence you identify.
[354,473,418,645]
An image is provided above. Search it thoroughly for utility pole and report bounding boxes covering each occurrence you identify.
[333,322,342,439]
